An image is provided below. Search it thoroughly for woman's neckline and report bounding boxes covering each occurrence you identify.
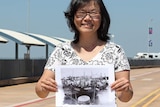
[69,41,108,62]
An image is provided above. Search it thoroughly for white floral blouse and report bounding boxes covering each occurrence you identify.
[44,41,130,72]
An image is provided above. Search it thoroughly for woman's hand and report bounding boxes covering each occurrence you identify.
[35,70,57,98]
[40,78,57,92]
[111,71,133,102]
[111,77,130,92]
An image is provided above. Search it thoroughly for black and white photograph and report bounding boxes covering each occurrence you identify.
[55,65,116,107]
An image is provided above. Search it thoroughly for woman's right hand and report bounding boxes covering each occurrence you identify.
[40,78,58,92]
[35,69,57,98]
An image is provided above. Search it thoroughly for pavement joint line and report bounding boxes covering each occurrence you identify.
[142,93,160,107]
[131,70,160,78]
[7,95,55,107]
[3,68,160,107]
[131,88,160,107]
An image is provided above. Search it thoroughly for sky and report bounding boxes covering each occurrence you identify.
[0,0,160,59]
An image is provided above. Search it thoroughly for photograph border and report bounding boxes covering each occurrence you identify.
[55,65,116,107]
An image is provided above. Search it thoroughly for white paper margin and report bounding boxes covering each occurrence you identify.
[55,65,116,107]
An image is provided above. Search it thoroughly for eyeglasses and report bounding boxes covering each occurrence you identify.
[75,11,101,19]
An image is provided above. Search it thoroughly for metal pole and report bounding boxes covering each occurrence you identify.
[147,19,153,53]
[15,43,18,59]
[27,0,30,33]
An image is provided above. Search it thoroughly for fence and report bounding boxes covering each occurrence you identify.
[0,59,46,86]
[129,58,160,68]
[0,59,160,86]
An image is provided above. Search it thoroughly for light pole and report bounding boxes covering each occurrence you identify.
[147,19,153,53]
[27,0,30,34]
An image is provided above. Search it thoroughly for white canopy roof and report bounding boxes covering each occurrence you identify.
[53,37,70,42]
[0,29,45,46]
[0,28,71,59]
[24,33,64,47]
[0,36,8,43]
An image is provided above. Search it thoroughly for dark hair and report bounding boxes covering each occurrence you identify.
[64,0,110,43]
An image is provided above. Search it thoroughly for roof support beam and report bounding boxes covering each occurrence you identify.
[26,45,30,54]
[46,44,48,59]
[15,43,18,59]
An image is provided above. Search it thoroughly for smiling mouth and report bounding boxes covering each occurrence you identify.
[81,23,93,28]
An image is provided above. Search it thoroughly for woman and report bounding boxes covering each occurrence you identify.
[35,0,133,103]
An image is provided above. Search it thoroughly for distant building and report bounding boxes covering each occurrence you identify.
[134,52,160,59]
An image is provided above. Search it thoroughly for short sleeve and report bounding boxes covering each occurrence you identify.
[44,45,63,72]
[114,46,130,72]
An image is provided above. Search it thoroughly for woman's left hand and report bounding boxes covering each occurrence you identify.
[111,71,133,102]
[111,77,130,92]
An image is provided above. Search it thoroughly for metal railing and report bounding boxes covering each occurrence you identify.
[0,59,160,86]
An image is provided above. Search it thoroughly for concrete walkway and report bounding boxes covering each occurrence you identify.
[0,67,160,107]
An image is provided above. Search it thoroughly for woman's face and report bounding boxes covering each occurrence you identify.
[74,1,101,35]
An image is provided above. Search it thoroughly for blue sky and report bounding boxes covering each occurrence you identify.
[0,0,160,58]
